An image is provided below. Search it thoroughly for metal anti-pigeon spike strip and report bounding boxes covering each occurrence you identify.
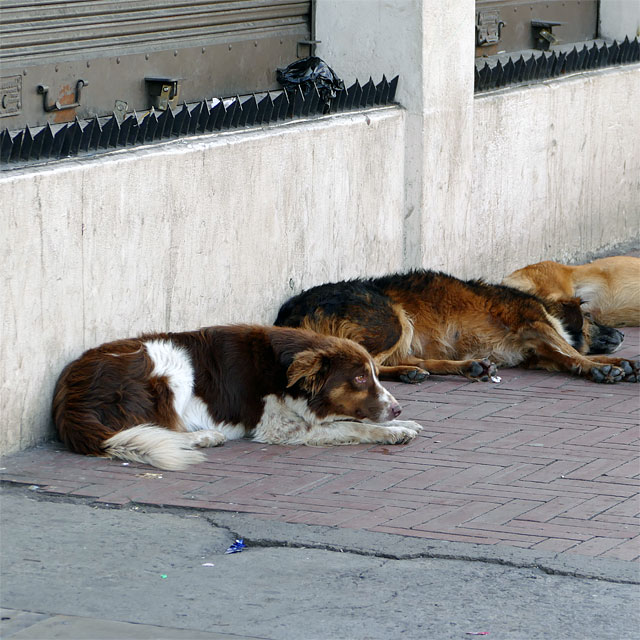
[3,74,401,165]
[475,37,639,92]
[19,126,34,161]
[187,103,203,134]
[256,93,274,125]
[240,96,258,126]
[388,76,399,102]
[196,103,210,134]
[376,76,390,105]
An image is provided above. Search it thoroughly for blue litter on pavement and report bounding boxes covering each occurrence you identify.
[225,539,246,554]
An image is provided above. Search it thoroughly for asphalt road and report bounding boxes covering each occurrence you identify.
[1,488,639,640]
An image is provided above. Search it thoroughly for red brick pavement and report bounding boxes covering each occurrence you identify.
[2,328,639,561]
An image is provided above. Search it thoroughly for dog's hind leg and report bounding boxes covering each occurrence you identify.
[574,355,640,382]
[524,322,635,383]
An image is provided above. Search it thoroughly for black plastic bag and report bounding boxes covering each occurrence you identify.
[277,56,345,106]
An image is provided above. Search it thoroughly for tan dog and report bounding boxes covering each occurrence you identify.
[503,256,640,327]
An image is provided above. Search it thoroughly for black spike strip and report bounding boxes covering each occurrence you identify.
[138,112,150,142]
[491,60,503,88]
[361,77,376,107]
[307,84,321,115]
[128,115,142,146]
[588,43,599,68]
[231,97,244,127]
[345,80,361,110]
[300,87,314,116]
[0,130,12,163]
[99,116,117,148]
[117,115,133,146]
[156,108,172,139]
[272,91,289,121]
[196,102,210,134]
[376,75,390,105]
[476,37,639,92]
[87,117,102,151]
[209,100,227,131]
[19,126,34,161]
[619,37,629,63]
[33,124,54,160]
[187,102,202,134]
[388,76,399,102]
[50,125,67,158]
[290,87,305,117]
[256,93,274,125]
[9,130,24,162]
[172,104,190,137]
[502,58,515,86]
[240,96,258,126]
[221,99,238,129]
[334,83,348,111]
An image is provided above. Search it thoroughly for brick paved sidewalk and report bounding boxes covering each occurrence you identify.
[2,328,638,563]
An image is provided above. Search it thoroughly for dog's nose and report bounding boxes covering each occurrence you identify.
[391,403,402,418]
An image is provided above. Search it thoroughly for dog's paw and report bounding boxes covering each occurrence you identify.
[386,426,419,444]
[399,368,430,384]
[192,431,226,448]
[618,359,640,382]
[590,364,625,384]
[465,358,499,382]
[390,419,423,432]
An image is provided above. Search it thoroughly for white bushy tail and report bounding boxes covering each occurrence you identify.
[102,424,205,470]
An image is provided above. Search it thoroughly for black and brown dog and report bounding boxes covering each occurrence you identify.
[275,270,638,384]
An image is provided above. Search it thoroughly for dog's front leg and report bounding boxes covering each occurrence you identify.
[300,420,423,447]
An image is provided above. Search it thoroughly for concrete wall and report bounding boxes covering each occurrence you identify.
[472,66,640,279]
[0,109,407,454]
[599,0,640,41]
[2,0,639,455]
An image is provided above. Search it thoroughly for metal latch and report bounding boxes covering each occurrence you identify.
[145,77,181,110]
[37,79,87,113]
[476,10,505,47]
[531,20,564,50]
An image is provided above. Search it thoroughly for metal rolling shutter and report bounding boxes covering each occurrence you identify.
[1,0,312,129]
[475,0,598,56]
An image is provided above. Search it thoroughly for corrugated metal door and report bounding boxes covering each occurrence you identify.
[475,0,598,56]
[1,0,312,129]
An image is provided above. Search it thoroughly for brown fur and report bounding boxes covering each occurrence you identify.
[53,325,418,470]
[503,256,640,327]
[275,270,639,384]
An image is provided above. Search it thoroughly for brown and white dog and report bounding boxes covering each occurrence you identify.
[274,270,639,384]
[52,325,421,470]
[503,256,640,327]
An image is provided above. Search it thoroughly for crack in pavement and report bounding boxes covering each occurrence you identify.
[2,482,638,586]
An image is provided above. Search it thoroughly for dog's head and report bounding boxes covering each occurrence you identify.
[285,337,401,422]
[548,298,624,354]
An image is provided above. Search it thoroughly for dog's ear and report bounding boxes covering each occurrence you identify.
[558,297,585,332]
[287,350,328,394]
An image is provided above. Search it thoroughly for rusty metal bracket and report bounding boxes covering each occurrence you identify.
[532,20,564,50]
[145,77,181,110]
[476,10,505,47]
[37,79,87,112]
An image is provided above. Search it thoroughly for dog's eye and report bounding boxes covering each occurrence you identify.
[354,375,368,385]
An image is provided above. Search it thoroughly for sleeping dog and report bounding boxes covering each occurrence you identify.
[53,325,421,470]
[503,256,640,327]
[275,270,638,384]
